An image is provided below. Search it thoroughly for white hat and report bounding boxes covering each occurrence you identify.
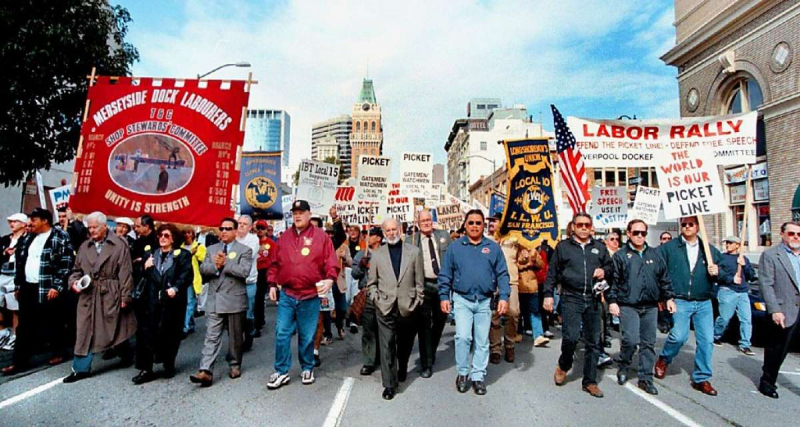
[116,217,134,226]
[7,213,28,223]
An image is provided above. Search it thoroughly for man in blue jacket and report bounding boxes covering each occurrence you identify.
[654,216,726,396]
[439,209,509,396]
[713,236,755,355]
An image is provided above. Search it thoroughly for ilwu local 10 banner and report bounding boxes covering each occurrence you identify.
[240,152,282,219]
[568,111,757,167]
[296,159,339,213]
[400,152,433,199]
[497,138,559,249]
[71,76,250,226]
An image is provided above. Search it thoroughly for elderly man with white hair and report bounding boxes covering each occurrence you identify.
[366,217,424,400]
[63,211,137,383]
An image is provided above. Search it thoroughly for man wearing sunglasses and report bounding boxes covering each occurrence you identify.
[757,221,800,399]
[654,215,724,396]
[543,212,613,398]
[608,219,675,395]
[439,209,510,396]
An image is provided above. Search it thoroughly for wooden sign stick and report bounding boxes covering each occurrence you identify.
[696,215,716,270]
[736,165,753,281]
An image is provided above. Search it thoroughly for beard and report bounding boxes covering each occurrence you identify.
[386,236,401,245]
[789,241,800,250]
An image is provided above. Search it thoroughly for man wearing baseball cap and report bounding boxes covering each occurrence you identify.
[0,214,28,350]
[713,236,756,355]
[266,200,340,389]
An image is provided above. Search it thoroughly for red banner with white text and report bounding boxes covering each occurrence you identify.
[71,76,250,226]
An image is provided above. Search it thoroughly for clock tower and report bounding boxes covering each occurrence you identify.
[350,78,383,178]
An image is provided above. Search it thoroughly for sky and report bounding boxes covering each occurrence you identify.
[118,0,680,176]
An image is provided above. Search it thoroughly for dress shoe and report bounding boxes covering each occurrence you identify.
[382,387,396,400]
[504,347,515,363]
[616,369,628,385]
[162,367,176,379]
[456,375,470,393]
[690,381,718,396]
[654,357,669,379]
[582,384,604,398]
[638,381,658,395]
[48,356,64,366]
[132,370,158,385]
[189,370,213,387]
[253,329,262,338]
[472,380,487,395]
[63,372,91,383]
[489,353,502,365]
[554,366,567,386]
[229,366,241,379]
[360,365,375,376]
[2,365,25,376]
[758,383,779,399]
[420,367,433,379]
[398,369,407,383]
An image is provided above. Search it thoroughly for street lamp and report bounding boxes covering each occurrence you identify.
[461,154,498,204]
[197,62,251,79]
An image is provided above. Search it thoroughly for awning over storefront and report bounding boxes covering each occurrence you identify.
[794,185,800,210]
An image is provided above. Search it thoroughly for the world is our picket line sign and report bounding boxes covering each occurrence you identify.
[70,71,253,227]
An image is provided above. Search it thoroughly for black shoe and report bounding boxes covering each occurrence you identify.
[456,375,470,393]
[616,369,628,385]
[472,380,487,395]
[398,369,407,383]
[638,381,658,395]
[63,372,91,383]
[253,329,262,338]
[132,371,158,385]
[420,367,433,379]
[713,338,722,347]
[314,354,321,367]
[360,365,375,376]
[349,324,359,334]
[162,367,176,379]
[759,383,779,399]
[382,387,396,400]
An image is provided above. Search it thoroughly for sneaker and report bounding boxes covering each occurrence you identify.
[1,334,16,351]
[739,347,755,356]
[523,330,533,337]
[321,336,332,346]
[0,330,9,348]
[597,353,613,368]
[534,336,550,347]
[301,370,315,385]
[267,372,290,389]
[543,331,555,339]
[713,338,723,347]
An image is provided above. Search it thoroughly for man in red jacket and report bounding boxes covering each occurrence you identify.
[266,200,340,389]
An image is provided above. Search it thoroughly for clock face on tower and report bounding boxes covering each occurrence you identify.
[362,103,370,111]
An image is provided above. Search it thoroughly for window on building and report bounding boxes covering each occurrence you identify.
[726,76,765,156]
[355,122,360,132]
[372,121,376,132]
[480,141,487,151]
[594,167,627,187]
[477,105,486,110]
[639,167,658,188]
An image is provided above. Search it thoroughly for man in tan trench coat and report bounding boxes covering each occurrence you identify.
[63,211,137,383]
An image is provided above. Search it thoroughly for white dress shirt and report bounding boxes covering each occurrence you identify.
[25,230,52,283]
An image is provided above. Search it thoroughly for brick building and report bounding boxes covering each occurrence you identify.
[662,0,800,252]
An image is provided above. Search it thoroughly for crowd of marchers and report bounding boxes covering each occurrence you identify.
[1,202,799,402]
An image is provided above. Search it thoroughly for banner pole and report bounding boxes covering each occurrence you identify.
[73,67,97,197]
[696,215,716,270]
[736,165,753,281]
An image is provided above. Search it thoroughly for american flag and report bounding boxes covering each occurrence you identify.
[551,105,589,213]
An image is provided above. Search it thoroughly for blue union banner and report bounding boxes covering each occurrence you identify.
[240,151,283,219]
[498,138,559,249]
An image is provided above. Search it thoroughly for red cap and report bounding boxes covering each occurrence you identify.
[255,220,268,228]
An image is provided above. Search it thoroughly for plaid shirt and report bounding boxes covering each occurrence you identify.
[14,227,75,303]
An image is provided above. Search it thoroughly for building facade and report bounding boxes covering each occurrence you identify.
[350,79,383,178]
[467,98,502,119]
[662,0,800,251]
[312,115,352,176]
[432,163,445,185]
[244,109,291,167]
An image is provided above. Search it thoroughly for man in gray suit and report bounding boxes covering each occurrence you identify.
[758,221,800,399]
[409,208,451,378]
[190,218,253,387]
[367,218,424,400]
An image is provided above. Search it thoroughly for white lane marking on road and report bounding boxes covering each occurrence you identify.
[779,371,800,375]
[0,376,64,410]
[607,375,703,427]
[322,377,355,427]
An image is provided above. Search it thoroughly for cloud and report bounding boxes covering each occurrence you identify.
[128,0,679,175]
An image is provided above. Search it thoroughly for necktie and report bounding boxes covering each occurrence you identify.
[223,244,228,256]
[427,237,439,275]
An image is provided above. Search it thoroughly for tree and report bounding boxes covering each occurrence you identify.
[0,1,139,185]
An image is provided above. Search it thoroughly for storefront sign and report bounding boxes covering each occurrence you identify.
[723,162,768,184]
[729,183,746,205]
[754,179,770,202]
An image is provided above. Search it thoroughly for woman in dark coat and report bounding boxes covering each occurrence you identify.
[132,223,193,384]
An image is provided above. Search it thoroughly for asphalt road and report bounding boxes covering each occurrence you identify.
[1,305,799,427]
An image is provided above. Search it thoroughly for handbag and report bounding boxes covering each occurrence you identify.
[347,288,368,325]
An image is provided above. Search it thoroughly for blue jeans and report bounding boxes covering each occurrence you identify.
[660,299,714,383]
[274,290,320,374]
[246,282,257,321]
[714,287,752,349]
[526,294,544,339]
[453,293,492,381]
[184,286,197,333]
